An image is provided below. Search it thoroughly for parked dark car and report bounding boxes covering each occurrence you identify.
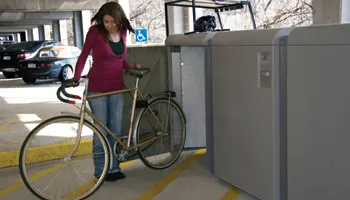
[17,45,91,84]
[0,40,64,78]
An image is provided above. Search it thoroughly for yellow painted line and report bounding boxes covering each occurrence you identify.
[136,148,206,200]
[0,139,93,168]
[0,160,76,197]
[0,137,26,149]
[0,104,61,132]
[0,123,25,135]
[64,160,135,199]
[220,186,241,200]
[0,117,19,129]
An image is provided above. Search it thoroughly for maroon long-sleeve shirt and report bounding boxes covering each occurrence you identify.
[74,25,132,93]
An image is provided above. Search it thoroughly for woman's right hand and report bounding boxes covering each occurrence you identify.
[134,64,142,69]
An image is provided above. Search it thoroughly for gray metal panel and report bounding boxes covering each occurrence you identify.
[165,32,210,46]
[288,23,350,45]
[211,28,288,46]
[169,51,183,107]
[211,28,291,200]
[212,44,274,200]
[205,40,214,172]
[287,24,350,200]
[180,46,207,148]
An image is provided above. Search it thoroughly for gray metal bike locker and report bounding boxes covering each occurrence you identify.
[209,28,293,200]
[287,23,350,200]
[165,33,216,172]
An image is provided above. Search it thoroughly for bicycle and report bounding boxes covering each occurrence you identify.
[18,68,187,200]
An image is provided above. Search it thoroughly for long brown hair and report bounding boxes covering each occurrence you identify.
[91,1,135,41]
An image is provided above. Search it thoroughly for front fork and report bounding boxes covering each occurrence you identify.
[67,82,88,158]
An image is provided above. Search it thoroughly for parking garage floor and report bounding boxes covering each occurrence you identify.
[0,72,258,200]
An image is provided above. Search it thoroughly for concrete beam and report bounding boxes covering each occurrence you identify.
[0,20,52,26]
[0,11,73,21]
[0,29,27,32]
[0,0,107,11]
[0,25,38,30]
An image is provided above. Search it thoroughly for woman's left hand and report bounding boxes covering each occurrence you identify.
[135,64,142,69]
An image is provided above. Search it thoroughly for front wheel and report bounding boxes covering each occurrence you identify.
[22,77,37,84]
[19,115,110,200]
[3,71,16,78]
[136,98,186,169]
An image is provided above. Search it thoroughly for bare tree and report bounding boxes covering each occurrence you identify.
[253,0,313,29]
[202,0,313,31]
[129,0,165,44]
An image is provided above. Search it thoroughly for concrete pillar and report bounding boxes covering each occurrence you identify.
[81,10,91,41]
[59,20,69,45]
[33,27,39,41]
[118,0,131,44]
[52,20,61,41]
[38,25,45,40]
[27,29,34,41]
[13,34,18,42]
[17,33,21,42]
[73,11,83,48]
[312,0,341,24]
[341,0,350,23]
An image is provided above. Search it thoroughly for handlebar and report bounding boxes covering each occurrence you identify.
[56,75,87,104]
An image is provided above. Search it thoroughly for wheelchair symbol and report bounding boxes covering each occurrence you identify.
[135,29,148,42]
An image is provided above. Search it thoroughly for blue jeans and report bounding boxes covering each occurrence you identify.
[87,92,124,178]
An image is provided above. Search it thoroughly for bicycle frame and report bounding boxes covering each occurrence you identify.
[75,77,165,153]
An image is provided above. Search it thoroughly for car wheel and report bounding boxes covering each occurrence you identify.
[22,77,37,84]
[3,72,16,78]
[60,66,73,82]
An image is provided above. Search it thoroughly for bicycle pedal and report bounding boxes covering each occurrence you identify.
[117,150,129,162]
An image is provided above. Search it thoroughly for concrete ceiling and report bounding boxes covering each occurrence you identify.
[0,29,28,33]
[0,0,107,35]
[0,11,73,21]
[0,0,107,11]
[0,20,52,26]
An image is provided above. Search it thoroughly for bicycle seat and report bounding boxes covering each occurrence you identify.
[125,68,150,78]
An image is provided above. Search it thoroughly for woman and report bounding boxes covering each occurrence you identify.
[73,1,141,181]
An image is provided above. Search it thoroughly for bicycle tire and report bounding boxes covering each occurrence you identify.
[19,115,110,200]
[135,97,186,170]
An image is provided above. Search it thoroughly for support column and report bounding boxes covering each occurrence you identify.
[81,10,91,42]
[27,29,34,41]
[312,0,341,24]
[341,0,350,23]
[13,33,18,42]
[38,25,45,40]
[73,11,84,49]
[118,0,131,44]
[17,33,21,42]
[52,20,61,41]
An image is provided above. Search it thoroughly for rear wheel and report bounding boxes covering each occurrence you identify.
[60,66,73,82]
[136,98,186,169]
[3,72,16,78]
[22,77,37,84]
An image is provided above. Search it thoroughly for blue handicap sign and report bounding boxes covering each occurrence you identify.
[135,28,148,43]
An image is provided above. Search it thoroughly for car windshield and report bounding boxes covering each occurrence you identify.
[6,41,42,51]
[36,50,60,58]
